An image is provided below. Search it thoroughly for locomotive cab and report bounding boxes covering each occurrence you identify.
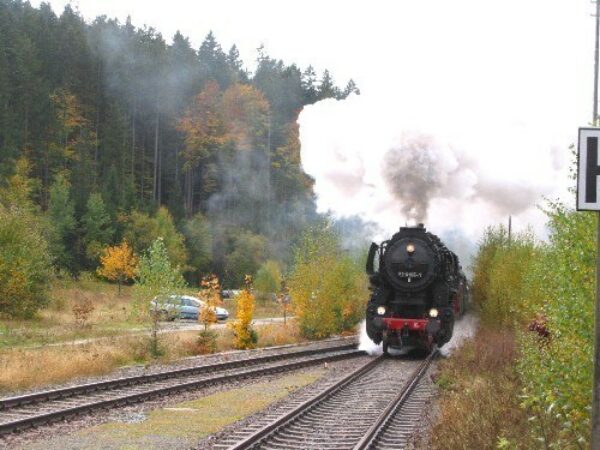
[365,224,466,353]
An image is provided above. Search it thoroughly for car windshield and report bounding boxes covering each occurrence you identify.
[182,296,205,307]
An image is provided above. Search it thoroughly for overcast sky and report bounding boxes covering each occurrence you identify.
[33,0,597,250]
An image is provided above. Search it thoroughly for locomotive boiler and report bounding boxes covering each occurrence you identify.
[365,224,468,353]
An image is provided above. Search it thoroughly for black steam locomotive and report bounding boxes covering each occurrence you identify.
[365,224,468,353]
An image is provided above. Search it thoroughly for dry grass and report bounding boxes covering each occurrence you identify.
[0,277,344,393]
[0,277,139,348]
[0,278,291,349]
[256,321,304,347]
[425,328,534,450]
[0,321,312,393]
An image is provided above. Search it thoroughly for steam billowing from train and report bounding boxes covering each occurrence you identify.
[298,94,571,255]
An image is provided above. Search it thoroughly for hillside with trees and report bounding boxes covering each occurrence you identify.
[0,0,360,310]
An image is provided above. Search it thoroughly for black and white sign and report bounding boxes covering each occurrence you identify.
[578,127,600,211]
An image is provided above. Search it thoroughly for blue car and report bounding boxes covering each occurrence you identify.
[151,295,229,321]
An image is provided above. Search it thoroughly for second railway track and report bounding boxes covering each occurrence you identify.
[0,339,361,436]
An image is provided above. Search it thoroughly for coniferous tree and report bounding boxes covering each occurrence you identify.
[81,192,113,266]
[47,172,77,274]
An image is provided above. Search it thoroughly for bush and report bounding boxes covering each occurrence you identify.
[289,225,368,339]
[195,329,218,354]
[471,226,537,327]
[516,203,595,447]
[254,260,282,300]
[468,201,595,448]
[0,206,52,318]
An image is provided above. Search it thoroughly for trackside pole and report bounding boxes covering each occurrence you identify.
[594,214,600,449]
[587,1,600,446]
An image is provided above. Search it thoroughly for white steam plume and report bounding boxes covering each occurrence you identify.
[298,94,572,255]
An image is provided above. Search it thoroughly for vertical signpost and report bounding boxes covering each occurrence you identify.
[579,128,600,449]
[582,4,600,447]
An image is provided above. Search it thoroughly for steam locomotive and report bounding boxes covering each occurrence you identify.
[365,224,468,353]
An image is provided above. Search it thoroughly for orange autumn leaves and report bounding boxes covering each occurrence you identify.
[178,81,270,167]
[96,241,138,294]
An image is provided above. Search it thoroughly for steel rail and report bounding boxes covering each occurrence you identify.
[0,346,362,436]
[352,349,438,450]
[0,341,356,411]
[226,354,385,450]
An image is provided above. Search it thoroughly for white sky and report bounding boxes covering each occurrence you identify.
[34,0,596,249]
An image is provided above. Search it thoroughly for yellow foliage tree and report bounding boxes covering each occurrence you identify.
[229,275,257,349]
[97,241,138,295]
[198,274,222,330]
[289,226,368,339]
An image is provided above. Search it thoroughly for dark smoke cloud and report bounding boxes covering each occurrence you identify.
[382,134,454,223]
[381,132,546,223]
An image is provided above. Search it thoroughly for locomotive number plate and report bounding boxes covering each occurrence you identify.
[398,272,423,278]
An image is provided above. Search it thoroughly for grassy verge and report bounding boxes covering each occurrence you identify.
[0,276,286,349]
[23,369,326,450]
[425,328,533,450]
[0,320,309,393]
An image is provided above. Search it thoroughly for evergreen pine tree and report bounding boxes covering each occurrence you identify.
[47,172,78,274]
[82,192,114,266]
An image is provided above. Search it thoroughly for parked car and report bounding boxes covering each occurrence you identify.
[221,289,241,299]
[150,295,229,321]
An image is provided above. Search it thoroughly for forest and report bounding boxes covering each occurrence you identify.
[0,0,362,313]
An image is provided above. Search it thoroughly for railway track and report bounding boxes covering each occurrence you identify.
[216,350,437,450]
[0,340,361,436]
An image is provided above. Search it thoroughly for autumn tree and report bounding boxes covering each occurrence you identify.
[97,241,138,294]
[178,81,228,215]
[0,158,39,210]
[198,274,221,330]
[229,275,257,349]
[221,83,269,151]
[289,224,368,339]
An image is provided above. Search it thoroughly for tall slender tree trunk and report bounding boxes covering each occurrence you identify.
[94,61,101,189]
[153,96,160,203]
[158,139,162,204]
[94,106,99,189]
[131,98,136,187]
[141,142,145,202]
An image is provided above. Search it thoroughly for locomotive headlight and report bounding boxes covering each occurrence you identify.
[429,308,439,318]
[406,243,415,254]
[377,306,386,315]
